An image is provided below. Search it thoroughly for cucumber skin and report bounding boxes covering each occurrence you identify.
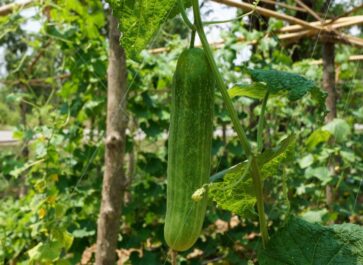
[164,48,215,252]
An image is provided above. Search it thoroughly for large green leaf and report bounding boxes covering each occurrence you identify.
[305,129,332,151]
[305,119,351,150]
[107,0,191,60]
[209,135,295,217]
[322,118,351,143]
[305,167,331,185]
[258,217,363,265]
[28,241,63,262]
[248,69,317,101]
[230,69,326,105]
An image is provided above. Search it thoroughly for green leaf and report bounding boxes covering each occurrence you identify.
[310,85,328,118]
[258,135,296,165]
[298,154,314,169]
[209,161,257,217]
[108,0,190,60]
[72,228,96,238]
[258,217,363,265]
[228,83,270,99]
[53,230,74,251]
[322,118,351,143]
[209,135,295,217]
[305,129,332,151]
[340,150,356,163]
[210,135,295,182]
[305,167,331,185]
[247,69,317,101]
[28,241,63,261]
[300,209,328,223]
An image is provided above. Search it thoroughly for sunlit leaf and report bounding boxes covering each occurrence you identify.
[108,0,190,60]
[209,135,295,217]
[258,217,363,265]
[300,209,328,223]
[305,129,332,151]
[298,154,314,169]
[247,68,317,101]
[228,83,270,99]
[28,241,63,261]
[305,167,331,185]
[322,118,351,143]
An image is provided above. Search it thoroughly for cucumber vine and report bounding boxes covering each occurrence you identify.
[187,0,270,247]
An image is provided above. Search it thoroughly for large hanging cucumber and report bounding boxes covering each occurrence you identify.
[164,48,215,252]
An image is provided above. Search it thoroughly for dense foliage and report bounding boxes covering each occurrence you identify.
[0,0,362,264]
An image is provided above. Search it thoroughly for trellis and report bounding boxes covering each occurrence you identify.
[147,0,363,53]
[0,0,362,147]
[0,0,363,57]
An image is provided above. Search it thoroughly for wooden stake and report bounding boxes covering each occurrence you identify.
[295,0,322,22]
[322,41,336,208]
[0,0,33,16]
[279,16,363,33]
[260,0,306,12]
[212,0,324,31]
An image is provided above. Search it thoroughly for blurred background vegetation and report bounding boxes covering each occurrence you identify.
[0,0,362,264]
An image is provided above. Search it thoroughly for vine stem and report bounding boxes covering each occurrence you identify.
[171,250,177,265]
[191,0,269,247]
[190,29,196,48]
[251,157,269,247]
[179,0,196,30]
[257,92,269,153]
[191,0,251,156]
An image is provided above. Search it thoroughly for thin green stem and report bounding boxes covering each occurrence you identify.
[190,29,196,48]
[179,0,196,30]
[251,156,269,247]
[257,92,269,153]
[192,0,251,156]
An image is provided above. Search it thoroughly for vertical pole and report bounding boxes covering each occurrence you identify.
[19,97,29,197]
[322,40,336,207]
[96,12,128,265]
[323,42,337,122]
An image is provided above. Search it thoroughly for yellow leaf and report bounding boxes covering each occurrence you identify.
[38,208,47,219]
[50,174,59,182]
[47,195,57,205]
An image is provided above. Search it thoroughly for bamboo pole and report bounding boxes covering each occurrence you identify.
[0,0,34,16]
[280,16,363,33]
[260,0,305,12]
[212,0,325,31]
[310,55,363,65]
[332,3,363,21]
[338,33,363,47]
[0,74,70,86]
[294,0,322,22]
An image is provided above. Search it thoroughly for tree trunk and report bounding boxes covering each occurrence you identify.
[19,98,29,197]
[95,13,128,265]
[323,42,337,122]
[322,40,336,207]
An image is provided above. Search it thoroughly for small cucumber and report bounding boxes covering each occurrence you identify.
[164,48,215,252]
